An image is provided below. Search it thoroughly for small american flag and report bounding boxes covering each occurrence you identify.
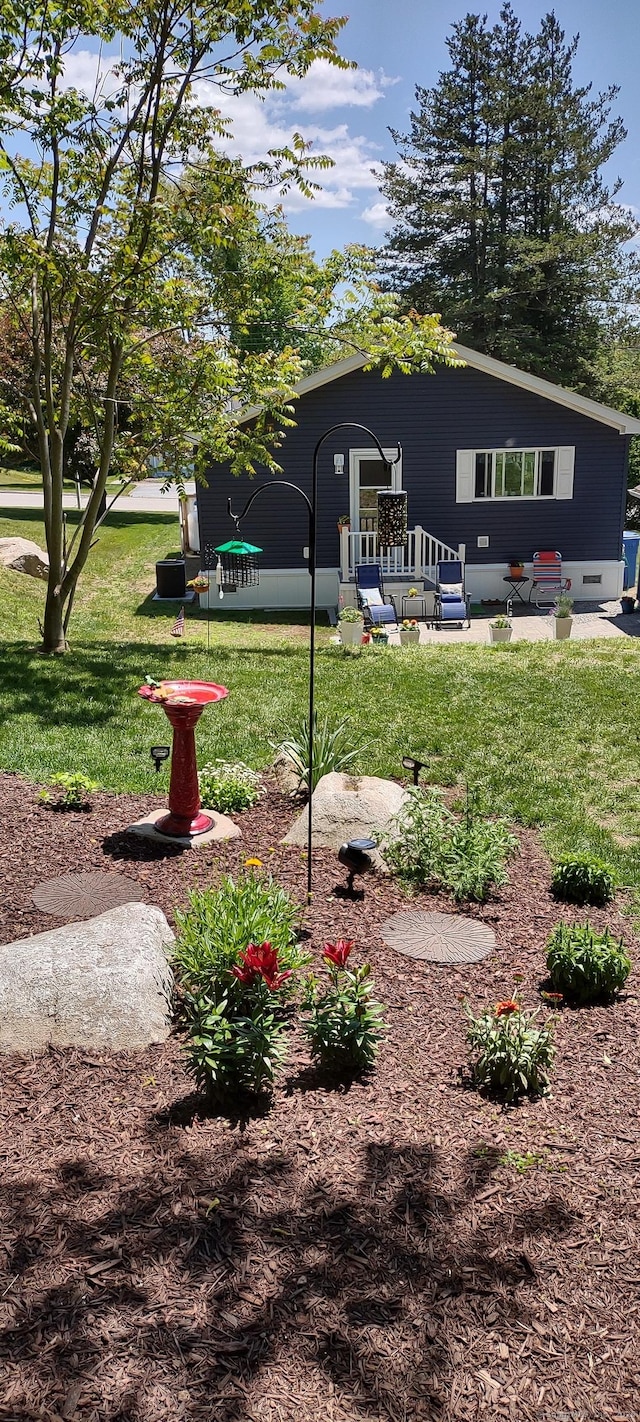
[170,606,185,638]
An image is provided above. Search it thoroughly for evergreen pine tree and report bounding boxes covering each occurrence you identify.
[379,5,637,388]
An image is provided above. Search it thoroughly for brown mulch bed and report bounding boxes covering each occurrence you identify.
[0,770,639,1421]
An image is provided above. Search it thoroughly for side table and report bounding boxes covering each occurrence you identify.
[502,576,530,606]
[401,594,428,620]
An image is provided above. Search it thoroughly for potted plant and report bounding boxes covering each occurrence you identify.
[508,558,525,579]
[488,615,513,644]
[370,625,389,647]
[403,585,424,617]
[399,618,420,645]
[551,593,574,640]
[338,605,364,645]
[337,513,351,532]
[620,594,636,614]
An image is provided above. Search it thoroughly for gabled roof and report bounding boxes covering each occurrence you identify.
[238,344,640,435]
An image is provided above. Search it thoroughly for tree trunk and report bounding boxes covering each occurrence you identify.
[42,584,67,654]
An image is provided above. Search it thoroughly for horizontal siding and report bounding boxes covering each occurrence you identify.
[198,365,629,569]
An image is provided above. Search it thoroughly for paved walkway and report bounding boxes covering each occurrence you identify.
[384,600,640,645]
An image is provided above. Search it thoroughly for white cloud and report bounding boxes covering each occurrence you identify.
[360,200,391,228]
[282,59,397,114]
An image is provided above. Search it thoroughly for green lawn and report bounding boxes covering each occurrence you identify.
[2,504,640,886]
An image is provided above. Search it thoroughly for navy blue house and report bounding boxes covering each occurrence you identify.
[192,345,640,612]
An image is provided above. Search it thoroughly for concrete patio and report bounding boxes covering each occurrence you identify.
[379,598,640,645]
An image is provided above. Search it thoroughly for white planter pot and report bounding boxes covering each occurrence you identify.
[489,626,513,643]
[339,620,364,646]
[553,617,573,641]
[399,628,420,645]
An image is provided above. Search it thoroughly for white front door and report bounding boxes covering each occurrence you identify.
[349,448,403,534]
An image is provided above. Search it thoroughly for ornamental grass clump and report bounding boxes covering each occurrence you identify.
[276,711,362,794]
[302,940,386,1074]
[198,760,262,815]
[183,942,292,1099]
[551,854,616,907]
[174,873,306,1002]
[546,921,631,1004]
[464,997,555,1102]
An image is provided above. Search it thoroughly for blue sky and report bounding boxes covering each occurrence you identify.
[268,0,640,258]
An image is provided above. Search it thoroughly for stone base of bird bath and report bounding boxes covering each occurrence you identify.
[126,807,241,848]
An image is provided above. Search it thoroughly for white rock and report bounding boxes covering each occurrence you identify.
[0,536,49,580]
[0,903,174,1053]
[272,748,303,797]
[282,770,408,863]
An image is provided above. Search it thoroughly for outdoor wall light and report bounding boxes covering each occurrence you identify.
[150,745,171,773]
[334,453,345,476]
[402,754,427,785]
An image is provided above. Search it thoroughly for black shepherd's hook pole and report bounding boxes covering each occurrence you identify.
[228,424,401,904]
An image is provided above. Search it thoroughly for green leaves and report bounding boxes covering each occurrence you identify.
[546,921,631,1004]
[302,959,386,1074]
[551,854,617,907]
[464,999,556,1102]
[385,785,518,901]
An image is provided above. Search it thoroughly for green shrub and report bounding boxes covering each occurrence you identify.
[198,760,262,815]
[276,711,362,794]
[39,772,100,809]
[385,786,518,902]
[551,854,616,906]
[546,921,631,1003]
[464,997,555,1101]
[184,991,287,1099]
[301,940,386,1074]
[174,873,306,1001]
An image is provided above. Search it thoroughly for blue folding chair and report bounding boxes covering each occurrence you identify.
[355,564,398,629]
[432,560,470,628]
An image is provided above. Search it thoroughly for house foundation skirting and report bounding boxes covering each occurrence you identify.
[465,560,625,603]
[200,567,339,611]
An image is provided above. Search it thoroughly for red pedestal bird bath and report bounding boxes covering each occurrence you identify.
[138,679,228,837]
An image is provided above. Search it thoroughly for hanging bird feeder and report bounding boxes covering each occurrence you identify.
[203,539,262,600]
[377,490,408,550]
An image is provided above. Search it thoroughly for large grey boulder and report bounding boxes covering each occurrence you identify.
[0,903,174,1053]
[0,536,49,581]
[283,770,408,863]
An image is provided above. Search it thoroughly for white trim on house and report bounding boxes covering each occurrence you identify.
[348,446,403,531]
[457,445,575,502]
[236,348,640,435]
[199,566,339,612]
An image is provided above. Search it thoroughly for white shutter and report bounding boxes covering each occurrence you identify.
[456,450,475,503]
[555,446,575,500]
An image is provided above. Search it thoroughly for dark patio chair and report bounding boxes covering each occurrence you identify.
[431,560,470,629]
[355,564,398,628]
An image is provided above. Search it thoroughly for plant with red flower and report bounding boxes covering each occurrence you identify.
[323,939,354,969]
[494,999,520,1017]
[232,942,292,992]
[540,990,564,1006]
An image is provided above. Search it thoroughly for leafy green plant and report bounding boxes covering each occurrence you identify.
[302,940,386,1074]
[183,943,297,1098]
[38,772,100,809]
[546,921,631,1003]
[174,874,305,1001]
[385,786,517,901]
[276,711,362,794]
[338,606,363,623]
[551,854,616,906]
[551,594,574,618]
[489,616,511,629]
[463,997,555,1102]
[198,760,262,815]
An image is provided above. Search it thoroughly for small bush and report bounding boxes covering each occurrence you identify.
[302,940,386,1074]
[174,873,306,1000]
[385,786,518,902]
[338,606,363,623]
[184,987,287,1100]
[551,854,616,906]
[198,760,262,815]
[276,712,362,794]
[546,921,631,1003]
[464,997,555,1101]
[39,772,100,809]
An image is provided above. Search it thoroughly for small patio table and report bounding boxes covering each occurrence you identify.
[401,593,428,620]
[503,575,530,606]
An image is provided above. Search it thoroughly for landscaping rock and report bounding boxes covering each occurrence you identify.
[0,536,49,581]
[0,902,174,1053]
[282,770,408,865]
[272,748,303,797]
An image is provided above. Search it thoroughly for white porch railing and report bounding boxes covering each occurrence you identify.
[340,525,464,584]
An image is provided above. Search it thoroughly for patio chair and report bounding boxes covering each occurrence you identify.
[431,560,470,629]
[355,563,398,628]
[530,551,572,607]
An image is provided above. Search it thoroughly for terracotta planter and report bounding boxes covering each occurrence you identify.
[399,628,420,645]
[553,616,572,640]
[509,564,525,579]
[489,625,513,643]
[339,620,364,646]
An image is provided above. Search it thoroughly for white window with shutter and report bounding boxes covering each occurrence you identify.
[457,447,575,501]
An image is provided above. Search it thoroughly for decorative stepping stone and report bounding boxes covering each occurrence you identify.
[381,910,496,964]
[33,871,145,920]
